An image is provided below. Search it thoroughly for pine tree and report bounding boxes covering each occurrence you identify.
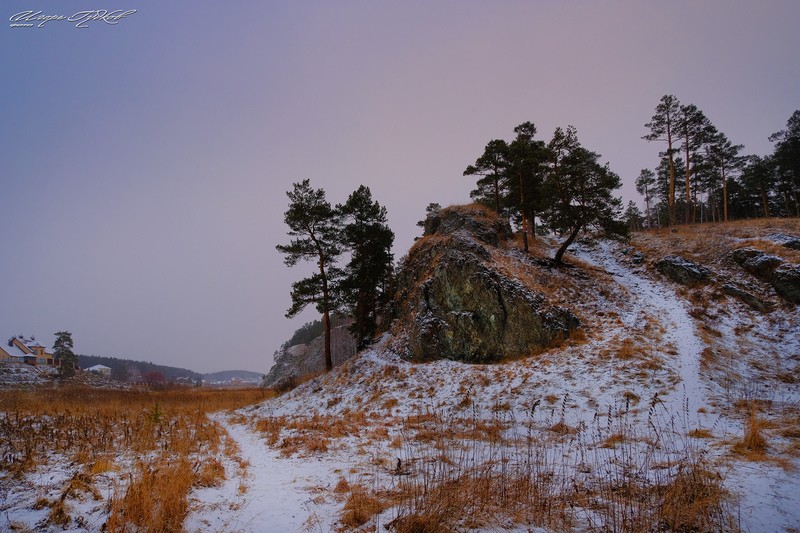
[543,126,625,264]
[337,185,394,347]
[635,169,657,229]
[624,201,644,231]
[707,129,744,222]
[464,139,510,213]
[276,180,342,372]
[741,155,777,218]
[769,110,800,217]
[644,95,681,227]
[53,331,77,378]
[507,121,549,251]
[677,104,714,223]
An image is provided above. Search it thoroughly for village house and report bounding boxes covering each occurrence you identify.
[86,364,111,376]
[0,336,58,367]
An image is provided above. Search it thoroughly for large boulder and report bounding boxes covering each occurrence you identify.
[768,233,800,251]
[731,247,800,304]
[773,264,800,304]
[394,205,579,363]
[655,256,711,286]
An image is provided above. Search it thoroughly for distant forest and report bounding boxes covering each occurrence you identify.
[77,354,201,383]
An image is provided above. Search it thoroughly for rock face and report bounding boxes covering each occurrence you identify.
[263,317,357,390]
[655,256,711,285]
[732,247,800,304]
[773,264,800,303]
[768,233,800,251]
[394,205,579,363]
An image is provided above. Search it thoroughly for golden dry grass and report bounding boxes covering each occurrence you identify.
[0,387,266,531]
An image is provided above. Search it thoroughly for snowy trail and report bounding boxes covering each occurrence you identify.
[185,414,340,533]
[576,242,709,419]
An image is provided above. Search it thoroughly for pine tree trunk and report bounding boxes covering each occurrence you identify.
[684,134,692,224]
[722,167,729,222]
[322,309,333,371]
[667,116,676,228]
[519,171,528,253]
[760,188,770,218]
[554,225,582,265]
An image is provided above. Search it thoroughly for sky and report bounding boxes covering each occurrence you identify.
[2,1,798,373]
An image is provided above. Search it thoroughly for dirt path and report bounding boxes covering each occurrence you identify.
[579,241,710,421]
[185,414,341,533]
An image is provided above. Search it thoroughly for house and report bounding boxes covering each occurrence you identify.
[87,364,111,376]
[0,336,58,367]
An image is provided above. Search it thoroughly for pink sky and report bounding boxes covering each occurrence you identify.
[2,1,798,372]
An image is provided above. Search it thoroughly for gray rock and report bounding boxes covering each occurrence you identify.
[655,256,711,285]
[768,233,800,251]
[721,283,769,312]
[396,206,579,363]
[631,251,645,265]
[773,264,800,304]
[731,247,764,266]
[731,247,800,304]
[742,254,784,280]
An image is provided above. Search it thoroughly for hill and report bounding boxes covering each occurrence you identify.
[227,213,799,532]
[77,354,202,383]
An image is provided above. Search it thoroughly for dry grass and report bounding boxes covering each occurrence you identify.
[339,485,388,529]
[733,413,769,458]
[0,387,265,531]
[657,463,734,532]
[106,458,195,532]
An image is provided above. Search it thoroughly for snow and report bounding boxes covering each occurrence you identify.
[186,414,346,533]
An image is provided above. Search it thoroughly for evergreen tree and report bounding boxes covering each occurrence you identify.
[624,201,644,231]
[276,180,342,372]
[507,121,549,251]
[464,139,510,213]
[707,129,744,222]
[769,110,800,217]
[644,95,681,227]
[677,104,714,223]
[635,169,657,229]
[740,155,777,218]
[337,185,394,347]
[53,330,77,378]
[543,126,625,264]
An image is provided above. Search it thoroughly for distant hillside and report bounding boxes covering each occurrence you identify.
[77,354,201,382]
[203,370,263,383]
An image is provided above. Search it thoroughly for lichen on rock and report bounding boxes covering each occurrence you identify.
[394,205,579,363]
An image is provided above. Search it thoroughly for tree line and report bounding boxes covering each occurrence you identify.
[637,96,800,228]
[277,107,799,373]
[276,181,394,371]
[464,121,626,263]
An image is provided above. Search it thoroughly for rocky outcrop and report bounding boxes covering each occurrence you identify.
[773,264,800,303]
[732,247,800,304]
[394,205,579,363]
[655,256,711,286]
[768,233,800,251]
[721,283,769,312]
[263,318,357,390]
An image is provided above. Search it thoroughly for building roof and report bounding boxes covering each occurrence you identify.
[2,342,30,358]
[87,364,111,371]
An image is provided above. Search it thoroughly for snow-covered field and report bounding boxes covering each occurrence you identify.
[3,234,799,532]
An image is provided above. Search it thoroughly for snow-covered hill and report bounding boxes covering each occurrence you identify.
[186,220,799,532]
[3,218,798,532]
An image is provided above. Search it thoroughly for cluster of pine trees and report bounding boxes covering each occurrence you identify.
[634,97,800,229]
[276,181,394,370]
[464,122,626,263]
